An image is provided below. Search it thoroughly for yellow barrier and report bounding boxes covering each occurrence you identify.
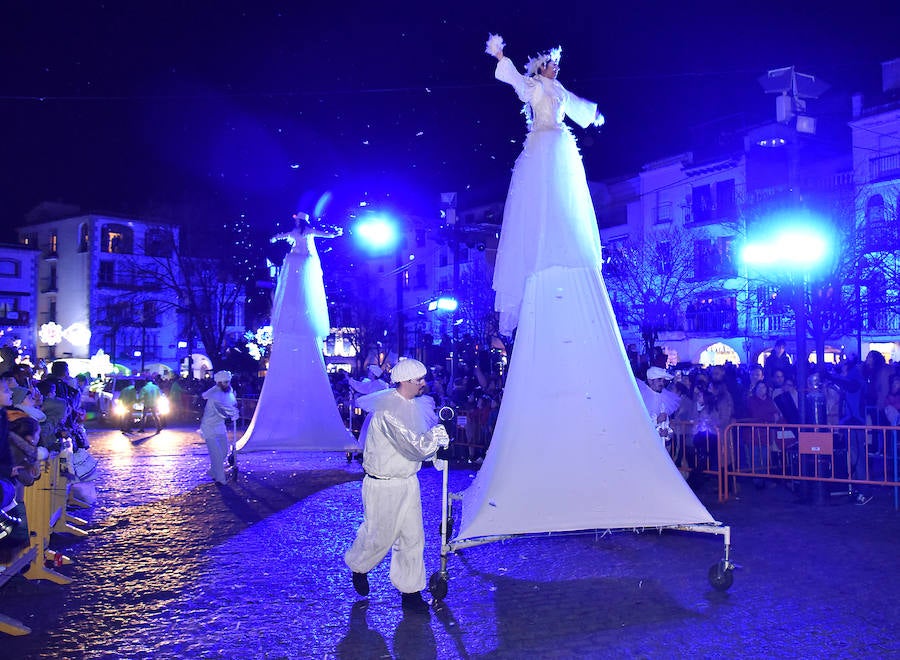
[21,455,82,584]
[0,545,39,635]
[1,453,92,635]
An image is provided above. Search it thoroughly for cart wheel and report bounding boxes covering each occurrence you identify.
[708,561,734,591]
[429,571,448,601]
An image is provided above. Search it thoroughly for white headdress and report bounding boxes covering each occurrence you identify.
[525,46,562,77]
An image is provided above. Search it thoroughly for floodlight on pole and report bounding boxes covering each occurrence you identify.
[354,214,399,252]
[741,215,831,423]
[740,214,831,272]
[436,297,458,312]
[353,211,405,357]
[741,229,829,269]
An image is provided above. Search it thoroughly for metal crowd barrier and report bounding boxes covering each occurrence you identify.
[723,421,899,505]
[1,454,89,636]
[668,420,900,507]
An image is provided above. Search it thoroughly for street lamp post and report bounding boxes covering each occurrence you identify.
[742,218,830,422]
[354,213,404,359]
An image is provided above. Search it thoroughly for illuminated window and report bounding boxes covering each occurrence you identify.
[49,232,58,253]
[78,223,89,252]
[101,224,134,254]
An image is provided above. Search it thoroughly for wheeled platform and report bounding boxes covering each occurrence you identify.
[428,462,735,600]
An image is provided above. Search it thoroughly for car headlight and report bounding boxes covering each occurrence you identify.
[113,400,126,416]
[157,396,171,415]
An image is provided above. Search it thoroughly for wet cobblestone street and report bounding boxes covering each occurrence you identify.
[2,425,899,659]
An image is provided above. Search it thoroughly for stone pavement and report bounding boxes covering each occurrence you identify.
[1,425,899,659]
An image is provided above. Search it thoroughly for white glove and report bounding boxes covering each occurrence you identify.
[433,458,448,472]
[432,424,450,448]
[593,111,606,128]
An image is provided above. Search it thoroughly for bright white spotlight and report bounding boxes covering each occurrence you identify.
[742,222,830,270]
[355,215,398,251]
[436,297,458,312]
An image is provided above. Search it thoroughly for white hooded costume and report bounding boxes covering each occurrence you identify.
[637,367,681,442]
[344,360,448,594]
[200,371,239,483]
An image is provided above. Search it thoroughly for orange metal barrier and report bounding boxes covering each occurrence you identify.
[718,422,900,504]
[665,420,900,507]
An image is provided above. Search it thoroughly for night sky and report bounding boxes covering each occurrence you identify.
[2,1,897,241]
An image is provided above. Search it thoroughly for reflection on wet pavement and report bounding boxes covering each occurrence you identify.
[2,425,899,658]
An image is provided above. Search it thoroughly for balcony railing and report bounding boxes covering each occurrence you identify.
[753,313,795,335]
[96,277,161,291]
[685,309,738,333]
[869,152,900,180]
[865,303,900,333]
[0,310,29,325]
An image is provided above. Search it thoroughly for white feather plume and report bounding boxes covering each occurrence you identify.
[485,33,505,57]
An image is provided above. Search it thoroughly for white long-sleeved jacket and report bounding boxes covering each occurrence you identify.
[359,389,445,479]
[494,56,598,131]
[200,385,238,441]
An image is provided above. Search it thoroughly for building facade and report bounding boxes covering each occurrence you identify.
[0,242,40,366]
[17,214,183,372]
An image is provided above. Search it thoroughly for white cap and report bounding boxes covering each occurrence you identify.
[214,370,233,383]
[390,358,427,383]
[646,366,673,381]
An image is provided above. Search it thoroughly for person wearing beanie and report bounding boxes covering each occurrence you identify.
[344,358,450,613]
[199,371,238,484]
[10,386,47,424]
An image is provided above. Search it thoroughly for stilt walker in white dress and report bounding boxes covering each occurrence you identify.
[455,35,715,543]
[237,212,356,453]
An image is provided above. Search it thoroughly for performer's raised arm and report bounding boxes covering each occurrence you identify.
[486,33,536,103]
[308,226,343,240]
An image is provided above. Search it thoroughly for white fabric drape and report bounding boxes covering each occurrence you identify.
[458,57,714,540]
[237,235,355,453]
[457,266,715,540]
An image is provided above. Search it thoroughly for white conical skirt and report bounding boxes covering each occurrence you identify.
[271,248,330,341]
[457,265,714,541]
[493,126,603,334]
[237,331,357,452]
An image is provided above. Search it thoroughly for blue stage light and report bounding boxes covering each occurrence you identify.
[355,215,398,251]
[741,215,831,271]
[436,297,458,312]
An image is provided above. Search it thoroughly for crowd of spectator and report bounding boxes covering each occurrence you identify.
[1,359,94,559]
[628,340,900,502]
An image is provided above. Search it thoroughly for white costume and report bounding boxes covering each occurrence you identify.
[200,373,238,483]
[492,55,604,334]
[637,379,681,441]
[344,388,446,594]
[270,224,330,340]
[455,40,715,543]
[237,217,356,453]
